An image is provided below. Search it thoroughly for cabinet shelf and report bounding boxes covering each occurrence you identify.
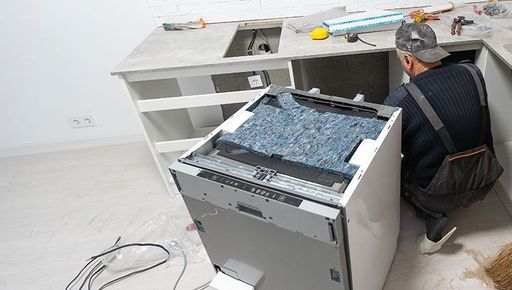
[155,138,204,153]
[138,89,261,112]
[153,126,217,153]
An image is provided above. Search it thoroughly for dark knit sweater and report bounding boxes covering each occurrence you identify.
[384,62,494,188]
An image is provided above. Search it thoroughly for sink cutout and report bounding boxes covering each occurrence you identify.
[224,21,283,58]
[504,43,512,53]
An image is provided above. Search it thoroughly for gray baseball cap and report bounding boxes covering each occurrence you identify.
[395,22,450,63]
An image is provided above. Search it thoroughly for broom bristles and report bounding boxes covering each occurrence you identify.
[485,243,512,290]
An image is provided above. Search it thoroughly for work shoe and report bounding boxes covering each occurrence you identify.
[417,226,457,254]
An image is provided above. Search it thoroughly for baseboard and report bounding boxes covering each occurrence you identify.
[0,133,145,158]
[495,181,512,218]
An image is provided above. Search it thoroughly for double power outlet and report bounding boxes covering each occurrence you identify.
[248,75,264,88]
[68,116,97,129]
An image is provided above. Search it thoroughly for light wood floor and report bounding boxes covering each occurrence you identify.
[0,142,511,290]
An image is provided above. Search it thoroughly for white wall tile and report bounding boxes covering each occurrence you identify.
[151,0,496,23]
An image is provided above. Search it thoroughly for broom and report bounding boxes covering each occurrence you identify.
[485,243,512,290]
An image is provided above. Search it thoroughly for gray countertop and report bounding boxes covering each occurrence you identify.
[112,4,512,76]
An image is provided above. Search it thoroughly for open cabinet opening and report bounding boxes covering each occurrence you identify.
[291,52,391,104]
[224,24,283,58]
[290,50,478,105]
[211,68,291,93]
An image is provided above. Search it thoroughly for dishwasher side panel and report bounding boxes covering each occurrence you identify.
[344,109,402,290]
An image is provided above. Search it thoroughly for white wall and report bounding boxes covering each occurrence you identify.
[149,0,477,24]
[0,0,155,156]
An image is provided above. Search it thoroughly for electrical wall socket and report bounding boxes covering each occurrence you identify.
[68,116,97,129]
[248,75,263,88]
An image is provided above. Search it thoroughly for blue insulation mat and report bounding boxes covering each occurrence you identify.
[216,93,386,179]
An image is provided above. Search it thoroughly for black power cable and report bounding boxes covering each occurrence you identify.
[247,28,273,86]
[172,247,187,290]
[247,29,257,56]
[66,239,170,290]
[345,33,377,47]
[67,237,211,290]
[66,258,98,290]
[247,29,259,80]
[79,261,103,290]
[262,70,271,87]
[258,29,273,86]
[358,36,377,47]
[66,237,121,290]
[93,243,170,290]
[88,265,106,290]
